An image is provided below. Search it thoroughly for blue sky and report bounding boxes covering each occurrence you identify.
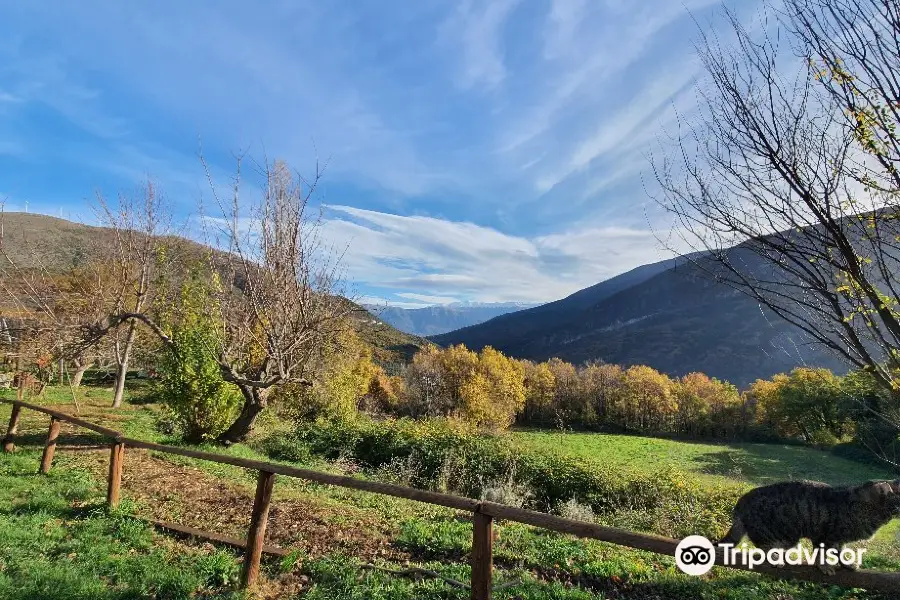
[0,0,757,308]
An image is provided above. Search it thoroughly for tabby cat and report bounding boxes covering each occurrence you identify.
[719,479,900,573]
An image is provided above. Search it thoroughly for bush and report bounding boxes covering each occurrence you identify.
[272,327,375,422]
[557,497,595,522]
[276,416,744,539]
[153,272,241,442]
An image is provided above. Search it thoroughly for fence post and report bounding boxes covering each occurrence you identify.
[107,441,125,508]
[241,470,276,589]
[39,418,62,474]
[471,510,494,600]
[2,403,22,453]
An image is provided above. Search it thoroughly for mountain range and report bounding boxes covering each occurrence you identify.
[366,302,539,336]
[3,212,857,387]
[431,250,847,388]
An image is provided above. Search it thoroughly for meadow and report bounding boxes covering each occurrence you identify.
[0,384,897,599]
[510,429,894,486]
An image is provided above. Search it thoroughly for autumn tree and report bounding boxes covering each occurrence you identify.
[401,345,448,418]
[620,365,677,432]
[753,368,851,444]
[579,362,625,426]
[521,360,556,424]
[275,325,375,421]
[675,372,743,437]
[747,375,790,431]
[364,366,400,414]
[399,344,525,429]
[470,346,525,429]
[546,357,583,427]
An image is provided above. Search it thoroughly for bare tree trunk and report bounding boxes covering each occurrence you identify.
[71,360,92,388]
[217,385,269,445]
[112,323,136,408]
[112,362,129,408]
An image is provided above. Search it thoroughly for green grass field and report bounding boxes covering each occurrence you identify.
[510,429,895,486]
[0,385,897,599]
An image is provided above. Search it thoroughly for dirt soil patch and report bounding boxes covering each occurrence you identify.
[75,446,407,563]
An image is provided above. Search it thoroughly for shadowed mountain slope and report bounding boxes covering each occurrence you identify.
[432,250,846,387]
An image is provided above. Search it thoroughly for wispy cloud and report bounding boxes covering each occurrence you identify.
[0,0,749,303]
[397,292,460,305]
[442,0,522,91]
[324,205,686,304]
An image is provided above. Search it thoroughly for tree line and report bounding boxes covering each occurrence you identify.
[270,336,896,461]
[2,229,894,459]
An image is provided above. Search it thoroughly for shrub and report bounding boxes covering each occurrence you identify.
[557,497,595,522]
[280,416,744,539]
[480,473,533,508]
[154,272,241,442]
[272,327,375,422]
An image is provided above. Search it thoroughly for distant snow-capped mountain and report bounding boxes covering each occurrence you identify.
[365,302,540,337]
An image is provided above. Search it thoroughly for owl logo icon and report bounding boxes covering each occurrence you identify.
[675,535,716,576]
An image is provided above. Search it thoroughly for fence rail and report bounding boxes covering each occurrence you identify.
[2,397,899,597]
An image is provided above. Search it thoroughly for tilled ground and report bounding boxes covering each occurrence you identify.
[32,413,420,600]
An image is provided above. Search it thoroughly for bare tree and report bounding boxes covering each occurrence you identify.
[198,157,352,443]
[654,0,900,457]
[94,184,168,407]
[0,217,99,389]
[85,157,352,442]
[0,184,168,406]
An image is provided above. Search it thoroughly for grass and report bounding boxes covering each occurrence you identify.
[0,444,243,599]
[510,429,896,486]
[0,384,898,599]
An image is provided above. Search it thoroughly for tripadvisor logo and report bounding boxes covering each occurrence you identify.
[675,536,716,575]
[674,535,867,576]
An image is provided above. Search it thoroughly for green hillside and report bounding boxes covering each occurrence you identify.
[0,211,428,363]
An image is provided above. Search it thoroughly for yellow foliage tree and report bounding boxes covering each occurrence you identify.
[579,362,624,426]
[522,360,556,424]
[399,344,524,429]
[476,346,526,430]
[676,372,743,436]
[621,365,676,431]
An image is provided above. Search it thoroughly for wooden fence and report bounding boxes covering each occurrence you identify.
[2,397,899,598]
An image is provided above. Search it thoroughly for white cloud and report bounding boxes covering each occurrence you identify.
[396,292,460,305]
[358,296,432,310]
[534,60,700,193]
[496,0,715,160]
[442,0,522,91]
[0,0,752,305]
[0,0,739,219]
[324,205,686,304]
[543,0,588,60]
